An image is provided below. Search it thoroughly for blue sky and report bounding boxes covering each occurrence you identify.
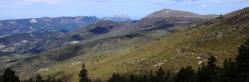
[0,0,249,20]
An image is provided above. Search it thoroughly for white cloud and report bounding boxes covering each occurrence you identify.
[201,5,208,8]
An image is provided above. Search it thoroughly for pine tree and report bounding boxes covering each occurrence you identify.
[220,59,236,82]
[148,71,154,82]
[175,66,195,82]
[35,74,43,82]
[79,64,91,82]
[234,39,249,82]
[129,74,136,82]
[153,67,170,82]
[129,74,145,82]
[1,68,20,82]
[196,55,219,82]
[141,75,148,82]
[154,67,165,82]
[108,73,127,82]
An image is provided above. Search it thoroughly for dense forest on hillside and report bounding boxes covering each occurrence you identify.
[1,39,249,82]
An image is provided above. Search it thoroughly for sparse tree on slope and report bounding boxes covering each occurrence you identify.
[155,67,165,82]
[219,59,236,82]
[108,73,127,82]
[35,74,43,82]
[196,55,219,82]
[153,67,171,82]
[175,66,195,82]
[79,64,91,82]
[234,39,249,82]
[1,68,20,82]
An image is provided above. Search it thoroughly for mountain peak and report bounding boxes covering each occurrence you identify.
[146,8,201,18]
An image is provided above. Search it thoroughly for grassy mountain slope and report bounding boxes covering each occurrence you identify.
[3,8,245,82]
[36,8,249,82]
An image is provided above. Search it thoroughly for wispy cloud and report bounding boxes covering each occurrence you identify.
[201,5,208,8]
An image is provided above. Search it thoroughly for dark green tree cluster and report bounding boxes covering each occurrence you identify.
[174,66,195,82]
[0,68,61,82]
[105,55,217,82]
[196,55,219,82]
[0,68,20,82]
[22,74,62,82]
[107,67,171,82]
[233,39,249,82]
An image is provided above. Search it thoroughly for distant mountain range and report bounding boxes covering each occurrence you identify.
[0,16,136,60]
[0,16,99,60]
[1,8,248,82]
[0,16,99,36]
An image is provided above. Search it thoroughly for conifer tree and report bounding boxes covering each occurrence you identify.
[1,68,20,82]
[220,59,236,82]
[148,71,154,82]
[155,67,165,82]
[153,67,171,82]
[129,74,136,82]
[175,66,195,82]
[35,74,43,82]
[108,73,127,82]
[141,75,148,82]
[234,39,249,82]
[79,64,91,82]
[196,55,219,82]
